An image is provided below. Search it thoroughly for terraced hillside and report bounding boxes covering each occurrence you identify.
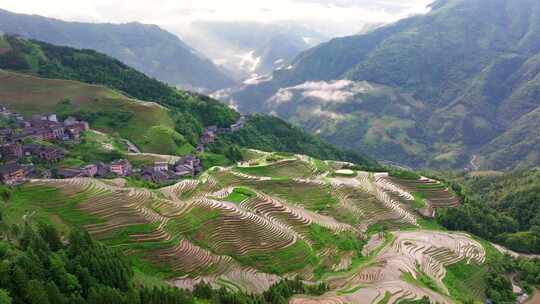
[4,149,489,303]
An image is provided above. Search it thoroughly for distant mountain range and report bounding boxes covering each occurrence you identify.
[179,22,329,80]
[219,0,540,171]
[0,8,235,92]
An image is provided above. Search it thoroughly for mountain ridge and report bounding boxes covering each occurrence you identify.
[0,8,236,92]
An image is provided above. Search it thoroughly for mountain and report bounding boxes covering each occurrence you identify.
[0,35,377,168]
[0,8,235,92]
[0,33,539,304]
[219,0,540,170]
[179,22,329,80]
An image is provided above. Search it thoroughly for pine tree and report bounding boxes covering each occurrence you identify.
[25,280,50,304]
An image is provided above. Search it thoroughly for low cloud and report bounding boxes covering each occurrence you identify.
[269,79,378,103]
[311,107,347,120]
[269,89,294,104]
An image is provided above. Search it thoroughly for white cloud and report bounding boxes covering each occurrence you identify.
[0,0,432,36]
[271,80,378,103]
[269,89,294,104]
[310,107,347,120]
[303,90,355,102]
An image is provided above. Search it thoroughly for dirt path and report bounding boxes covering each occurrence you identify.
[492,243,540,259]
[122,139,141,153]
[526,290,540,304]
[470,155,480,171]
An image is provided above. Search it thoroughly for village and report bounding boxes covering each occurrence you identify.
[0,105,246,186]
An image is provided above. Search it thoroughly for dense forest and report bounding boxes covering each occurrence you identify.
[483,254,540,303]
[437,168,540,254]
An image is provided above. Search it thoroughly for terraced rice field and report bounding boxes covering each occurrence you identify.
[14,152,484,301]
[292,230,485,304]
[375,173,461,211]
[234,157,318,179]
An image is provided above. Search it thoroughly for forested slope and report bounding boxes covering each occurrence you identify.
[438,168,540,254]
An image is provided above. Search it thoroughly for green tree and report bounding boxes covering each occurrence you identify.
[25,280,49,304]
[38,223,63,252]
[0,289,12,304]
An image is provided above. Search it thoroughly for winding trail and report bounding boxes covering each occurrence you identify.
[470,155,480,171]
[492,243,540,260]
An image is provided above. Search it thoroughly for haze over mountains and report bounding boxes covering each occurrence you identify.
[0,8,235,92]
[178,22,330,80]
[219,0,540,171]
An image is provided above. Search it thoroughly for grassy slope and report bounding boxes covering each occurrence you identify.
[0,69,178,153]
[0,35,10,51]
[443,239,502,303]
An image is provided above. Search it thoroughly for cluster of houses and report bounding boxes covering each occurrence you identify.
[141,156,202,184]
[138,116,246,184]
[56,159,131,179]
[197,116,246,152]
[55,155,203,185]
[0,105,248,186]
[0,106,90,185]
[136,116,245,184]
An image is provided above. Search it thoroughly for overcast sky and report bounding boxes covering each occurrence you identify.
[0,0,433,35]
